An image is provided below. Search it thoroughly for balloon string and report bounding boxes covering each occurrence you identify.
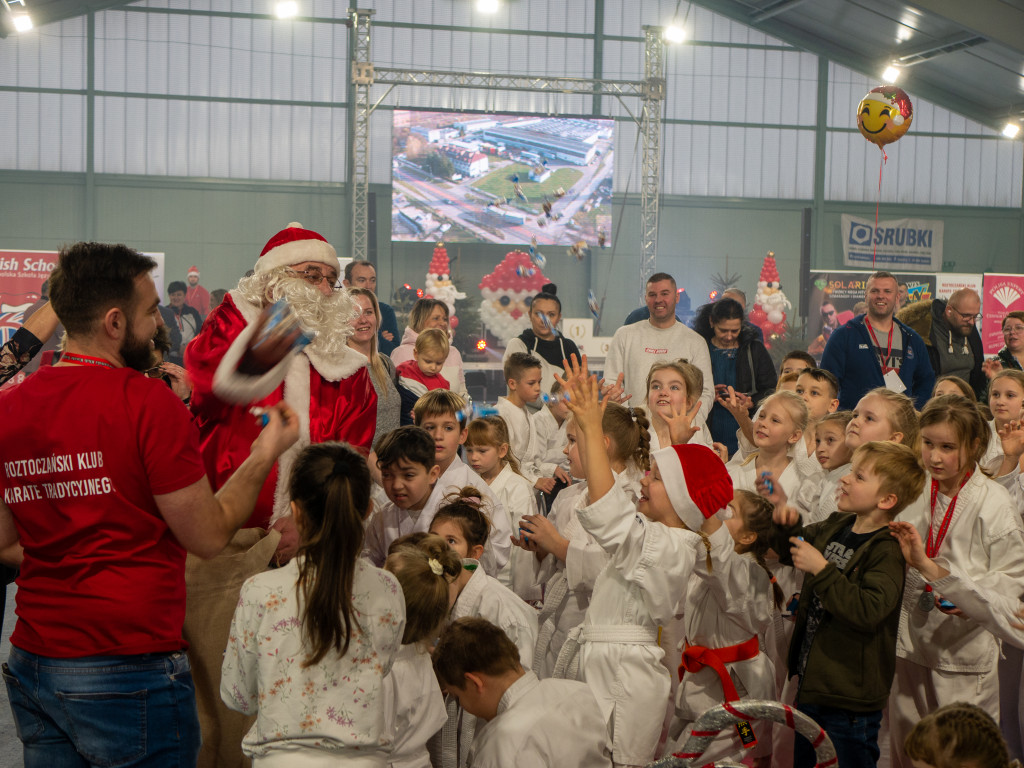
[873,148,886,267]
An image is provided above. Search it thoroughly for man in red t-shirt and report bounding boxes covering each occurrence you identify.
[0,242,299,767]
[183,222,377,767]
[185,265,211,320]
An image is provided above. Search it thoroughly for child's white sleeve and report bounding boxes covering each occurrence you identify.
[362,508,389,567]
[564,537,611,597]
[576,483,701,624]
[927,557,1024,650]
[220,582,260,715]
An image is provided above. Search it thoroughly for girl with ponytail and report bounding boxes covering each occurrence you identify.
[382,534,462,768]
[221,442,406,766]
[668,489,783,767]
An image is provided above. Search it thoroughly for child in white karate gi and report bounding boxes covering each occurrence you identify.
[382,534,462,768]
[515,402,648,677]
[551,357,734,768]
[426,489,539,768]
[888,395,1024,768]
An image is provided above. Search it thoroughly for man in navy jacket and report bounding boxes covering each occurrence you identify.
[821,271,935,410]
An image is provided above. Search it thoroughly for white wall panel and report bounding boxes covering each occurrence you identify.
[0,17,86,90]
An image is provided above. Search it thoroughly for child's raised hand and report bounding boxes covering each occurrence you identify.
[711,442,730,463]
[789,536,828,575]
[888,521,929,570]
[983,357,1003,380]
[555,355,603,436]
[999,420,1024,459]
[772,505,800,527]
[717,386,750,419]
[598,372,631,405]
[665,399,702,446]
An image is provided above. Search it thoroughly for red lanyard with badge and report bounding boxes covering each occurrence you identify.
[866,323,895,374]
[918,471,970,613]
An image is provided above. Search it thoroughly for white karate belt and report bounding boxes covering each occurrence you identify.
[552,623,660,681]
[533,571,570,673]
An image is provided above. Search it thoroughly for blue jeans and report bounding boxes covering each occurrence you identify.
[3,646,201,768]
[793,703,883,768]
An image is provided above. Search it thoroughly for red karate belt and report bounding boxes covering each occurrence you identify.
[679,635,760,748]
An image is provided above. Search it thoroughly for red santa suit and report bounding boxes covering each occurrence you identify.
[186,226,376,530]
[182,223,377,768]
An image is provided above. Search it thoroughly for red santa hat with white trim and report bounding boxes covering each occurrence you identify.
[187,265,200,277]
[255,222,340,275]
[652,444,733,530]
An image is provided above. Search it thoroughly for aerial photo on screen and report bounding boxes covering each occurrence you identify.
[391,110,614,246]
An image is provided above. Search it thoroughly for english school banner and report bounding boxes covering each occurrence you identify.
[841,214,943,271]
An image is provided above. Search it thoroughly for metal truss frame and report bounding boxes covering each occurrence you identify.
[348,8,667,285]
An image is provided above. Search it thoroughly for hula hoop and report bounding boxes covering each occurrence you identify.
[645,699,837,768]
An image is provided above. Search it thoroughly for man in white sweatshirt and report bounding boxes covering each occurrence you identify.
[603,272,714,417]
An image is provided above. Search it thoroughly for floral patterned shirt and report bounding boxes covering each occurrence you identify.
[221,556,406,759]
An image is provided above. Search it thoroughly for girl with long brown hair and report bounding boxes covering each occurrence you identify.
[221,442,406,766]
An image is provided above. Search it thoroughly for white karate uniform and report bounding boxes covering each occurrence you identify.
[531,406,569,474]
[496,397,544,483]
[982,419,1003,474]
[670,525,776,759]
[487,464,540,596]
[726,453,808,697]
[468,672,613,768]
[795,463,850,525]
[889,470,1024,768]
[433,560,540,768]
[221,558,405,763]
[382,643,447,768]
[531,469,642,678]
[555,483,702,767]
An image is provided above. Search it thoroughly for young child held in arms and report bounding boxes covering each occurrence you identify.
[364,426,440,567]
[396,328,451,425]
[221,443,406,765]
[496,352,558,493]
[414,390,512,576]
[433,618,612,768]
[759,440,926,768]
[553,357,733,768]
[887,395,1024,768]
[383,534,462,768]
[669,490,784,768]
[463,415,539,595]
[425,491,538,768]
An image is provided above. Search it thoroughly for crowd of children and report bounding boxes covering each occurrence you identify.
[213,306,1024,768]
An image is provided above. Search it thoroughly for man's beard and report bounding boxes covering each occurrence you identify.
[121,319,155,372]
[236,268,356,359]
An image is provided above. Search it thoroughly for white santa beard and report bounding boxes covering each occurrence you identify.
[251,273,357,359]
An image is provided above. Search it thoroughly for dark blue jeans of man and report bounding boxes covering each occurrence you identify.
[793,702,883,768]
[3,646,201,768]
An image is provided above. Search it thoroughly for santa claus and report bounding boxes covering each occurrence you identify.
[187,222,376,546]
[183,223,377,768]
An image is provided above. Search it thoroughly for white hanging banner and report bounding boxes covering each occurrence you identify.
[841,214,943,271]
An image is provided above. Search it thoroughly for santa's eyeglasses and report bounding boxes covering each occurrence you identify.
[285,267,341,291]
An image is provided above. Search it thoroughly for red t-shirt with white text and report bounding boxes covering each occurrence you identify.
[0,365,206,657]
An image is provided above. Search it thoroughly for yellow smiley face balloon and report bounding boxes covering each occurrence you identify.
[857,85,914,147]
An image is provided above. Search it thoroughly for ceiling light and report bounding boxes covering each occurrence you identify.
[663,25,686,44]
[476,0,499,13]
[274,1,298,19]
[882,65,900,84]
[13,14,33,32]
[1003,122,1020,139]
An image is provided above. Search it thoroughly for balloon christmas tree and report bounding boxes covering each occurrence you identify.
[749,252,791,348]
[424,242,466,329]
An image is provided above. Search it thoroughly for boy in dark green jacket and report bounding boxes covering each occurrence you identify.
[758,441,926,768]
